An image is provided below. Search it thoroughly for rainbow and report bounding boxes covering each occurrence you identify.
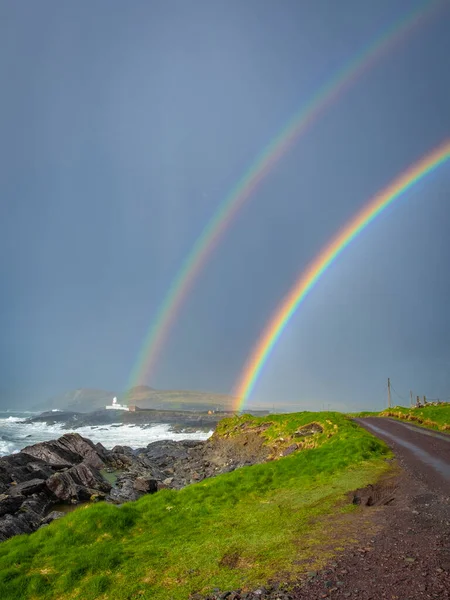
[234,140,450,408]
[128,1,443,389]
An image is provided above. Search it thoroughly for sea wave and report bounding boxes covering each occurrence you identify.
[0,439,19,456]
[0,416,26,423]
[0,419,213,457]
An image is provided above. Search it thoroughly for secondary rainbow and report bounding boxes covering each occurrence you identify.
[128,1,443,389]
[234,140,450,408]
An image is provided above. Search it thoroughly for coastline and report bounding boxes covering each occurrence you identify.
[0,408,220,457]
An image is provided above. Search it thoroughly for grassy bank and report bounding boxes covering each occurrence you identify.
[379,403,450,432]
[0,412,390,600]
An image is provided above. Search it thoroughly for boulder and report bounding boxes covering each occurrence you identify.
[0,453,55,488]
[0,493,23,517]
[109,452,133,469]
[10,478,46,497]
[107,475,141,503]
[40,511,65,526]
[95,442,108,454]
[281,444,298,457]
[111,445,135,456]
[46,462,111,501]
[0,513,36,541]
[145,440,192,463]
[0,494,54,541]
[133,477,158,494]
[294,423,323,437]
[20,494,54,520]
[22,433,108,470]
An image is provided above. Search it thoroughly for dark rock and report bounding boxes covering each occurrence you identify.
[0,512,36,541]
[107,476,141,503]
[281,444,298,457]
[40,511,65,526]
[294,423,323,437]
[46,462,111,501]
[0,493,54,541]
[26,461,56,480]
[0,452,54,488]
[22,433,107,470]
[0,493,24,517]
[95,442,108,454]
[21,494,54,519]
[133,477,158,494]
[111,445,135,456]
[146,440,192,462]
[10,478,46,497]
[109,453,133,468]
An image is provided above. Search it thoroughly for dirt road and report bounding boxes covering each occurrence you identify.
[294,418,450,599]
[356,417,450,497]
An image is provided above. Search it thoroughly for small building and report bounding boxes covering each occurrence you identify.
[105,397,129,411]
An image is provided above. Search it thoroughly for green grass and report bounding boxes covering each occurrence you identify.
[379,403,450,432]
[348,410,380,418]
[0,412,390,600]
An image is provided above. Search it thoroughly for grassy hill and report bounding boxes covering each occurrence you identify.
[0,411,391,600]
[350,403,450,432]
[34,386,237,413]
[379,403,450,432]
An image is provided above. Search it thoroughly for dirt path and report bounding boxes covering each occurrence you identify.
[290,418,450,599]
[356,418,450,496]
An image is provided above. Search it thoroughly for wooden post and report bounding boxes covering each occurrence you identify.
[410,390,413,407]
[387,378,391,409]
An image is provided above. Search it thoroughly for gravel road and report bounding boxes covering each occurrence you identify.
[293,418,450,599]
[356,418,450,496]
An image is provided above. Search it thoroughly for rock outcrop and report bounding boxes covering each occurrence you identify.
[46,463,111,501]
[0,420,319,541]
[0,433,112,541]
[21,433,109,470]
[103,429,273,502]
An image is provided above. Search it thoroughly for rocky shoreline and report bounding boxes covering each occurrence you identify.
[0,422,275,541]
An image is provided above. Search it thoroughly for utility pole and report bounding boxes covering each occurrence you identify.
[410,390,413,408]
[387,377,391,409]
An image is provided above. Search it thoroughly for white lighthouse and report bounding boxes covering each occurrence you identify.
[105,397,129,411]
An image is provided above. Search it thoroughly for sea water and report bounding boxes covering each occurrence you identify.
[0,411,213,457]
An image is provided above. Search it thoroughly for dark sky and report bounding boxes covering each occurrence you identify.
[1,0,450,411]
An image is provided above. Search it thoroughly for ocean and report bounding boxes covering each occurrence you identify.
[0,411,213,457]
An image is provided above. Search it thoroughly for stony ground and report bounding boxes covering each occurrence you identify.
[200,419,450,600]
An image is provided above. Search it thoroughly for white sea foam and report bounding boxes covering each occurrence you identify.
[0,440,19,455]
[0,417,213,456]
